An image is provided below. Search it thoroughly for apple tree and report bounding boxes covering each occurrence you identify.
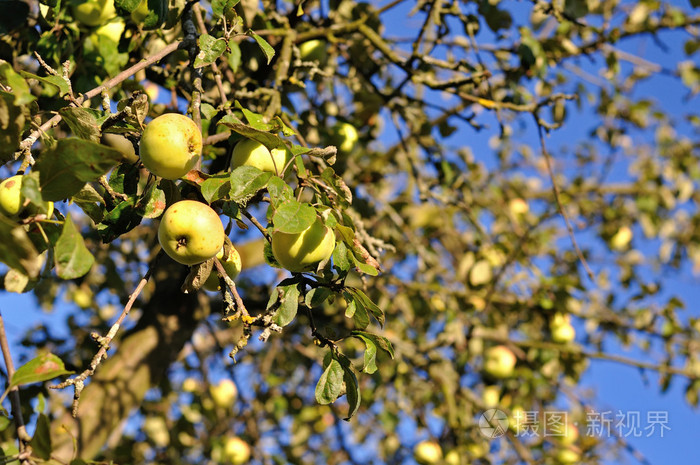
[1,0,699,464]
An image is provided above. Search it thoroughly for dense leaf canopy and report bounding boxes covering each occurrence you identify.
[0,0,699,464]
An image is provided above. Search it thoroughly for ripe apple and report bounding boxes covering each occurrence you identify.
[550,313,576,343]
[271,217,335,272]
[331,121,358,155]
[157,200,225,265]
[231,139,288,174]
[610,225,633,250]
[0,175,53,219]
[413,440,443,465]
[203,246,242,292]
[139,113,202,180]
[223,436,251,465]
[483,345,517,379]
[482,385,500,408]
[72,0,117,27]
[210,379,237,408]
[299,39,328,63]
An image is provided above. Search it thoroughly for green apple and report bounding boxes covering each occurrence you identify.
[0,175,53,219]
[231,139,288,174]
[445,448,462,464]
[140,113,202,180]
[157,200,225,265]
[483,345,517,379]
[610,225,633,251]
[556,422,579,446]
[508,198,529,216]
[203,246,242,292]
[271,217,335,272]
[468,259,493,287]
[465,442,488,459]
[413,440,443,465]
[482,385,500,408]
[93,18,125,43]
[223,436,251,465]
[101,133,138,163]
[331,121,358,154]
[210,379,237,408]
[509,405,528,435]
[299,39,328,63]
[550,313,576,343]
[72,0,117,27]
[555,447,580,464]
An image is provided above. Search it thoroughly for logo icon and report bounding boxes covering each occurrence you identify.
[479,409,509,439]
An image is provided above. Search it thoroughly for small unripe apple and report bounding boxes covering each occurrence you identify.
[210,379,238,408]
[445,448,462,464]
[157,200,225,265]
[203,246,242,292]
[331,122,358,154]
[482,385,500,408]
[72,0,117,27]
[299,39,328,63]
[223,436,251,465]
[550,313,576,343]
[509,406,528,435]
[0,175,53,219]
[610,225,633,250]
[555,447,580,464]
[93,18,124,43]
[413,440,442,465]
[101,133,138,163]
[483,345,517,379]
[271,217,335,272]
[231,139,288,174]
[508,198,529,216]
[140,113,202,180]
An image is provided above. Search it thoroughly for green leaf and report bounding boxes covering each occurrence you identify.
[218,113,286,150]
[195,34,227,69]
[212,0,240,17]
[336,353,361,419]
[35,138,122,201]
[0,60,34,105]
[97,198,142,243]
[227,41,242,72]
[352,330,395,373]
[4,268,32,294]
[30,414,51,460]
[0,216,40,278]
[305,287,331,308]
[19,171,52,216]
[115,0,141,13]
[229,165,272,205]
[315,353,344,405]
[347,287,384,327]
[270,278,301,327]
[59,107,101,142]
[9,353,72,390]
[55,214,95,279]
[72,185,105,223]
[201,174,231,203]
[136,182,166,218]
[0,91,25,163]
[272,200,316,234]
[248,30,275,64]
[19,70,71,97]
[267,176,293,208]
[332,240,351,272]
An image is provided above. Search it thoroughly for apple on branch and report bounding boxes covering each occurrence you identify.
[271,217,335,272]
[231,139,288,175]
[157,200,225,266]
[483,345,517,379]
[71,0,117,27]
[139,113,202,180]
[0,174,53,220]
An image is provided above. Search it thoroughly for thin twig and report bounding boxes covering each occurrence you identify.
[241,209,271,242]
[17,41,183,156]
[0,311,32,464]
[534,115,595,281]
[50,252,163,416]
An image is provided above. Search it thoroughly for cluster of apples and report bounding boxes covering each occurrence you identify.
[139,113,335,283]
